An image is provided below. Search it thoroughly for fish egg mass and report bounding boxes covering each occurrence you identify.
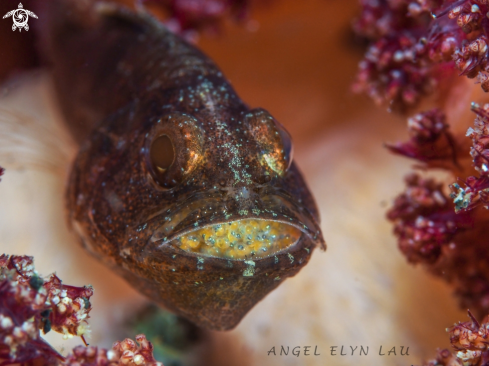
[174,220,302,260]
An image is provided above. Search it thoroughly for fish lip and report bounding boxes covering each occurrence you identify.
[146,188,325,259]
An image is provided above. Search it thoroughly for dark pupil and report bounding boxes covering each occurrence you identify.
[151,135,175,173]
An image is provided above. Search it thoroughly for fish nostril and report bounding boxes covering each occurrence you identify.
[255,174,272,185]
[225,199,238,211]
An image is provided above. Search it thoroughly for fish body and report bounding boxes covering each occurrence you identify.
[41,0,325,330]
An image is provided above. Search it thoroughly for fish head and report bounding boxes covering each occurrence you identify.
[69,105,325,330]
[144,107,325,259]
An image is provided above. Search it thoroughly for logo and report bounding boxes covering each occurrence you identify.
[3,3,37,32]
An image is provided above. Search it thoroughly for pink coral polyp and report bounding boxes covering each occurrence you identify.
[0,254,93,365]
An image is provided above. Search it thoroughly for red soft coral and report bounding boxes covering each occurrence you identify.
[423,311,489,366]
[0,254,93,365]
[450,103,489,211]
[0,255,164,366]
[387,107,489,317]
[386,108,462,169]
[63,335,162,366]
[353,0,489,109]
[142,0,260,36]
[387,173,472,264]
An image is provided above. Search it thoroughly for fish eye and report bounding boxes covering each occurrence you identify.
[245,108,293,176]
[146,113,204,189]
[151,135,175,174]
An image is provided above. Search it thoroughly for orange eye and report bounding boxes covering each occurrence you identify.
[147,113,204,189]
[245,108,293,176]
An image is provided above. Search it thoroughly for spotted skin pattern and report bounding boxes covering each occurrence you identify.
[41,0,325,330]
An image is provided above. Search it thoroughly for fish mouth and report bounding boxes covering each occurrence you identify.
[149,190,325,261]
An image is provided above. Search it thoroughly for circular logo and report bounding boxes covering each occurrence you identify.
[12,8,29,30]
[2,3,38,32]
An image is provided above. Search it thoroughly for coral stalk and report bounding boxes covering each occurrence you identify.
[387,108,489,317]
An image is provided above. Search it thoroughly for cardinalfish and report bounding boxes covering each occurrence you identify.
[37,0,325,330]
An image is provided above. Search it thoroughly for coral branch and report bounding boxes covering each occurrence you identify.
[353,0,489,109]
[0,255,163,366]
[353,0,489,355]
[387,173,471,264]
[387,108,489,317]
[450,103,489,212]
[0,254,93,365]
[423,311,489,366]
[352,32,438,109]
[63,335,162,366]
[386,109,462,169]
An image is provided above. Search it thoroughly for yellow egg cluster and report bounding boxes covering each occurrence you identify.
[175,219,301,260]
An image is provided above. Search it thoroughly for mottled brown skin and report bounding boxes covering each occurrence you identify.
[41,0,325,330]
